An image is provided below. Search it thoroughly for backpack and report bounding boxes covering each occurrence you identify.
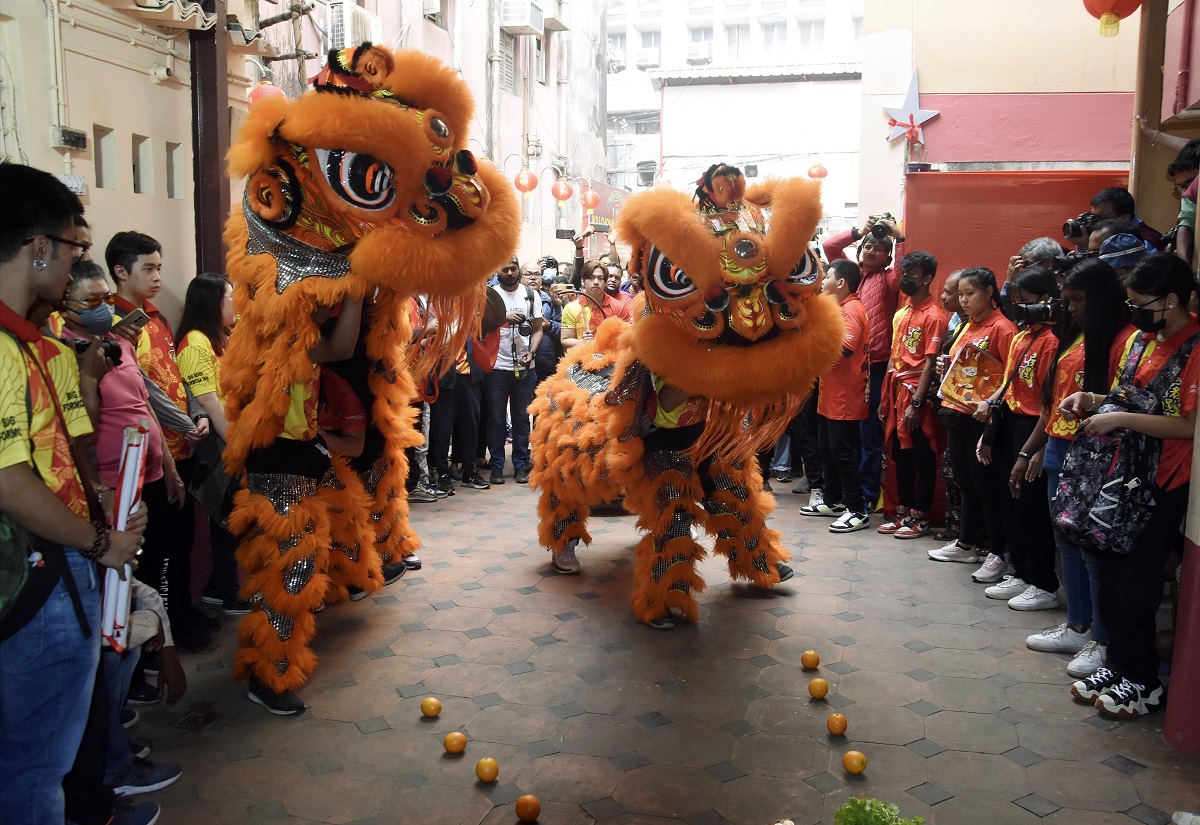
[1051,331,1200,556]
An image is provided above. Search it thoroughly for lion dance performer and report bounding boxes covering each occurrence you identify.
[221,44,519,712]
[529,164,844,629]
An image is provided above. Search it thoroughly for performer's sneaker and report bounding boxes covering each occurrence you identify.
[829,511,870,533]
[776,563,795,583]
[1096,677,1164,719]
[248,677,306,716]
[1070,666,1120,704]
[381,561,408,586]
[648,614,676,630]
[402,553,422,570]
[222,596,256,616]
[554,540,581,574]
[111,757,182,795]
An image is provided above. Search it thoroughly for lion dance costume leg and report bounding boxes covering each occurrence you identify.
[221,44,519,699]
[530,164,845,627]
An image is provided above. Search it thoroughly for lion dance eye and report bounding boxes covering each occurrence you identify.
[787,248,820,287]
[645,245,696,300]
[315,148,396,211]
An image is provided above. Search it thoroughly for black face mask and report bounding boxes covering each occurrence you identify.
[1129,303,1168,333]
[898,274,921,295]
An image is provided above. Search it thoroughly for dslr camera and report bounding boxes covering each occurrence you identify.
[1050,250,1097,274]
[1012,298,1062,327]
[1062,212,1099,239]
[867,213,897,241]
[68,337,122,365]
[512,317,533,337]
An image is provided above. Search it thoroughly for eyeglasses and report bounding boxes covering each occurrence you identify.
[1125,294,1167,312]
[62,294,115,309]
[1173,176,1196,196]
[25,234,92,260]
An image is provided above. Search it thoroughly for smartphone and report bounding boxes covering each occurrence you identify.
[590,222,609,234]
[555,229,575,239]
[113,308,151,334]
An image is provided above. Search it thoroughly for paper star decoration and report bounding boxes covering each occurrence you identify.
[883,71,939,144]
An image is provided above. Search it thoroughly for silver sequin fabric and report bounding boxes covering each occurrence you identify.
[243,195,352,294]
[247,473,320,515]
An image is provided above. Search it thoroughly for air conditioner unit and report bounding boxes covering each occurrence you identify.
[328,1,383,51]
[686,41,712,64]
[636,47,660,68]
[500,0,545,36]
[423,0,442,22]
[544,0,570,31]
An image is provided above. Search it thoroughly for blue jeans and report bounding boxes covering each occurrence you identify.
[485,367,536,473]
[0,551,101,825]
[1045,437,1106,640]
[860,361,886,507]
[101,647,140,784]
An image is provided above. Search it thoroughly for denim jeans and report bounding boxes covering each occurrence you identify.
[859,360,887,507]
[1044,436,1106,640]
[485,367,536,472]
[0,550,101,825]
[101,647,140,784]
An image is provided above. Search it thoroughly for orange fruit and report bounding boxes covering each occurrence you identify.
[842,750,867,774]
[475,757,499,782]
[827,712,848,736]
[515,794,541,822]
[800,650,820,669]
[443,731,467,753]
[420,697,442,718]
[808,677,829,699]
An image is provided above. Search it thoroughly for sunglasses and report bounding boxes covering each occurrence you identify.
[25,234,91,260]
[63,294,116,309]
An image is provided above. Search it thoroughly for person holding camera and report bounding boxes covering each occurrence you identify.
[485,260,543,485]
[823,215,904,512]
[561,261,632,351]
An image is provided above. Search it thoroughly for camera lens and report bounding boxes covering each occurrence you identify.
[870,222,889,241]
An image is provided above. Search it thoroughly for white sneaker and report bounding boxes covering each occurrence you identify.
[1067,640,1107,678]
[1026,622,1091,653]
[984,575,1027,600]
[554,540,581,574]
[971,553,1010,583]
[1008,585,1060,611]
[807,488,825,509]
[927,542,981,564]
[829,511,870,533]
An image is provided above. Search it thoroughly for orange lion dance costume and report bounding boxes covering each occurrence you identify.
[221,44,519,694]
[529,164,844,627]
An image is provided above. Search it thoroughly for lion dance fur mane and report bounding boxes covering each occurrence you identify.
[222,44,519,692]
[529,165,844,626]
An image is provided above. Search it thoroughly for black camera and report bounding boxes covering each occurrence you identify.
[1012,298,1061,327]
[68,337,122,365]
[514,320,533,337]
[1050,250,1097,274]
[1062,212,1099,239]
[868,212,896,241]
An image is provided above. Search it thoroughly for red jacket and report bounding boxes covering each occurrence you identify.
[823,228,903,364]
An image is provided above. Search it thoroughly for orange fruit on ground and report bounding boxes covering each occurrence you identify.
[800,650,820,669]
[842,750,867,774]
[443,731,467,753]
[808,677,829,699]
[827,712,848,736]
[515,794,541,822]
[420,697,442,718]
[475,757,499,782]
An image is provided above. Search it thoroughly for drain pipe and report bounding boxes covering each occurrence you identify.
[44,0,70,173]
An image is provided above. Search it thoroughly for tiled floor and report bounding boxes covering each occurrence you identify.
[146,476,1199,824]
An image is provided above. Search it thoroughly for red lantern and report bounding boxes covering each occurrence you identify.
[1082,0,1142,36]
[248,81,285,107]
[513,168,539,194]
[581,188,601,211]
[807,163,828,179]
[551,179,574,201]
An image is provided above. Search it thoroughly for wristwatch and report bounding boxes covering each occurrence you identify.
[910,397,923,408]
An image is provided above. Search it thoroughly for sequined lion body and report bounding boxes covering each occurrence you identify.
[222,44,519,692]
[529,168,844,625]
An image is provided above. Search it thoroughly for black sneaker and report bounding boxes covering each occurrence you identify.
[247,677,306,716]
[189,606,222,632]
[648,614,676,630]
[130,739,151,759]
[125,681,161,707]
[762,479,773,492]
[776,563,795,583]
[223,596,256,616]
[437,476,457,496]
[1096,677,1164,718]
[514,467,530,484]
[461,473,490,490]
[1071,667,1122,704]
[110,801,161,825]
[120,707,139,729]
[450,465,463,481]
[141,651,160,678]
[111,757,182,795]
[490,470,506,485]
[199,590,224,606]
[775,470,793,483]
[381,561,407,586]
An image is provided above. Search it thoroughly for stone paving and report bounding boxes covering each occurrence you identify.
[145,475,1200,824]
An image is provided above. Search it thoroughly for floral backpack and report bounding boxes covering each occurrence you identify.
[1051,331,1200,556]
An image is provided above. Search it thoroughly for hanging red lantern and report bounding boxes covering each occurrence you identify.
[513,168,539,194]
[248,81,285,107]
[581,188,601,211]
[1082,0,1142,36]
[551,179,574,201]
[807,163,828,179]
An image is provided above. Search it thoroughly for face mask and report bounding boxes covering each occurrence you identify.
[77,304,114,336]
[1129,304,1167,333]
[898,274,920,295]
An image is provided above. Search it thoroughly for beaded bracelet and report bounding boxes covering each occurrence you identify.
[80,523,110,561]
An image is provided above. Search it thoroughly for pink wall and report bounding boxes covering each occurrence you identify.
[917,93,1134,163]
[1162,2,1200,122]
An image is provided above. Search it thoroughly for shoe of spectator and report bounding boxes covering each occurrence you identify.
[514,467,530,484]
[125,681,161,707]
[807,488,825,509]
[381,561,407,586]
[876,507,908,535]
[450,465,463,481]
[430,483,448,498]
[110,801,161,825]
[1070,666,1121,703]
[437,476,457,496]
[1067,641,1107,678]
[829,511,870,533]
[248,677,306,716]
[1172,813,1200,825]
[402,553,422,570]
[893,513,931,540]
[1028,622,1090,653]
[934,527,959,542]
[189,606,222,631]
[199,590,224,606]
[971,553,1010,583]
[476,457,490,469]
[1008,585,1059,611]
[222,596,256,616]
[799,500,845,517]
[927,541,981,563]
[172,622,216,652]
[130,740,151,759]
[112,757,182,796]
[791,478,810,495]
[648,614,675,630]
[1096,677,1163,718]
[490,469,506,485]
[408,486,437,503]
[121,707,139,729]
[141,651,160,678]
[774,469,793,483]
[554,540,581,574]
[461,473,490,490]
[762,478,773,492]
[776,563,795,583]
[984,575,1027,600]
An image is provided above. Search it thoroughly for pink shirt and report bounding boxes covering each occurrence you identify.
[823,228,904,364]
